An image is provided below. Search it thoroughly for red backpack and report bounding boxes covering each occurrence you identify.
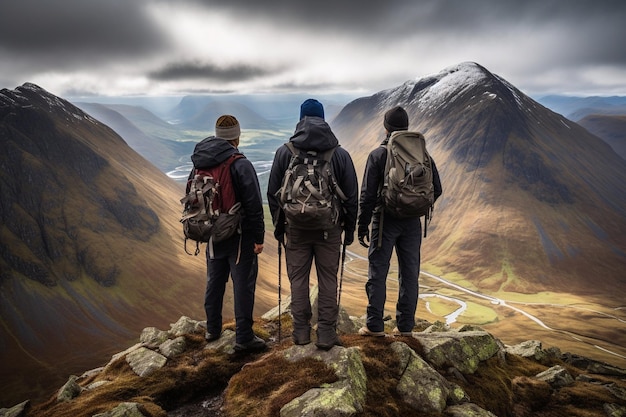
[180,153,244,255]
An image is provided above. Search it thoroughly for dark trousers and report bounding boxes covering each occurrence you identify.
[285,226,342,335]
[365,214,422,333]
[205,233,258,344]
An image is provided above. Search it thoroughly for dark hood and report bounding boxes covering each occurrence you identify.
[289,116,339,152]
[191,136,237,168]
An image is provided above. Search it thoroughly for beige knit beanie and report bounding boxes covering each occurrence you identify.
[215,115,240,140]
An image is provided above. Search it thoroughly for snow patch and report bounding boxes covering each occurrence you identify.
[416,62,489,111]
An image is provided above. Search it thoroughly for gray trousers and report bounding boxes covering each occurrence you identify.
[285,226,342,335]
[365,214,422,333]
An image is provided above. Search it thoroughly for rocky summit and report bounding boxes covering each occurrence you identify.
[3,290,626,417]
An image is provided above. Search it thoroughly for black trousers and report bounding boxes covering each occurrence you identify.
[365,214,422,333]
[205,233,258,344]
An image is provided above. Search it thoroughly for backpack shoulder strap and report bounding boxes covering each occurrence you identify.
[285,142,297,156]
[322,146,348,202]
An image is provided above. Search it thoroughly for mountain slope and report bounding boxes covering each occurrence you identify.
[73,102,195,172]
[0,84,211,406]
[333,62,626,297]
[577,114,626,160]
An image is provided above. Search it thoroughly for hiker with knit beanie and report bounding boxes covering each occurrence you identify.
[357,106,442,337]
[267,99,358,350]
[186,115,267,352]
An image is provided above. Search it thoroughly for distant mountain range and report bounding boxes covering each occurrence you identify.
[535,95,626,160]
[536,95,626,120]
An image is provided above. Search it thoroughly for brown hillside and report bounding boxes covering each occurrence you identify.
[577,113,626,160]
[0,84,206,406]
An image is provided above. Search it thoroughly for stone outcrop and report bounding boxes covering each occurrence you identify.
[414,330,501,374]
[279,344,367,417]
[5,313,626,417]
[535,365,575,388]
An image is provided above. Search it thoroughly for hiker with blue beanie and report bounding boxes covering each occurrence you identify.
[267,99,358,350]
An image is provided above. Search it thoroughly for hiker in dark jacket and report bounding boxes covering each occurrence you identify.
[267,99,358,350]
[357,106,442,337]
[187,115,266,352]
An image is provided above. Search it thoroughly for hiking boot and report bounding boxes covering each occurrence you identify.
[234,335,267,353]
[315,336,342,351]
[358,326,385,337]
[205,331,220,342]
[392,327,413,337]
[292,335,311,345]
[316,326,341,350]
[292,328,311,345]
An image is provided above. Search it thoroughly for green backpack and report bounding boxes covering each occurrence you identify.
[381,131,435,233]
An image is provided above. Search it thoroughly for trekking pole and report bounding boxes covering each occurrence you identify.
[277,240,282,342]
[337,237,347,307]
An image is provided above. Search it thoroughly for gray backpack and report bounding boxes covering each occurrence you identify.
[381,131,435,230]
[277,142,347,230]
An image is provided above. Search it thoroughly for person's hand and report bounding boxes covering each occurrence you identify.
[358,226,370,248]
[254,243,264,254]
[274,222,285,244]
[344,231,354,246]
[274,229,284,244]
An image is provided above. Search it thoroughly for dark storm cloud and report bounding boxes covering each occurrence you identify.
[149,61,272,81]
[182,0,626,73]
[0,0,168,57]
[186,0,626,38]
[1,0,624,95]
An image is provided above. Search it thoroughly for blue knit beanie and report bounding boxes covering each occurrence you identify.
[300,98,324,120]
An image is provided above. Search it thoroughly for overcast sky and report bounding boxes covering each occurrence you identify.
[1,0,624,98]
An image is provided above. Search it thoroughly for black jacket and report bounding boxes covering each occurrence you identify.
[188,136,265,244]
[267,116,359,238]
[358,136,443,231]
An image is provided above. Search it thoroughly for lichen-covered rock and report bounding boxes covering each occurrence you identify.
[169,316,201,336]
[0,400,29,417]
[390,341,456,413]
[280,344,367,417]
[415,331,500,374]
[104,343,142,370]
[535,365,574,388]
[126,347,167,377]
[140,327,169,348]
[56,375,81,402]
[160,336,186,358]
[505,340,547,362]
[204,329,237,354]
